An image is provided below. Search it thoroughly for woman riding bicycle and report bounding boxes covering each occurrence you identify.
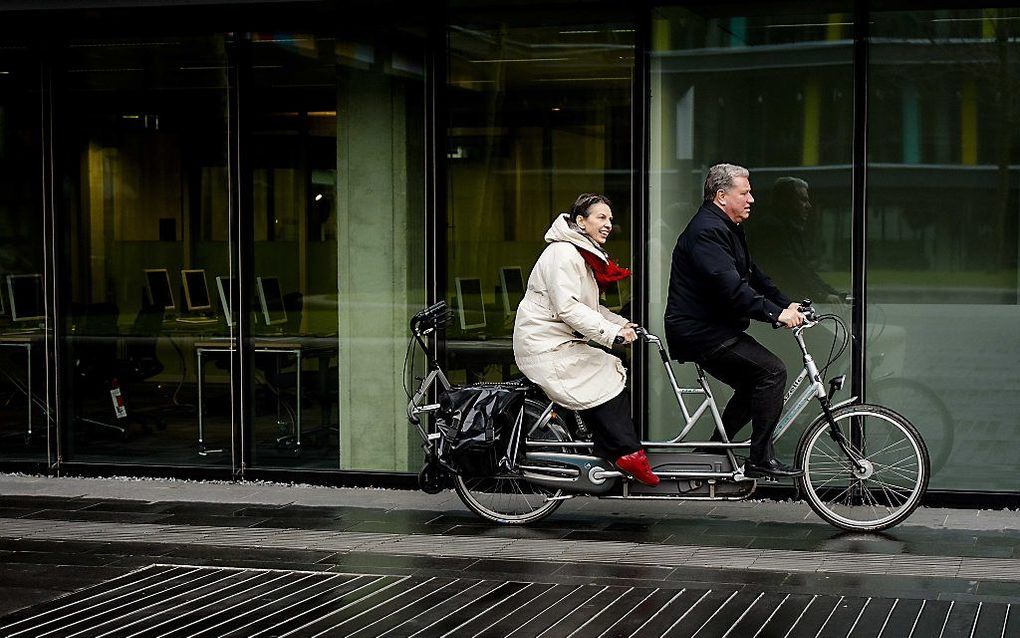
[513,193,660,487]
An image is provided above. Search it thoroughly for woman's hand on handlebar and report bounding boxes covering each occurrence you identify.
[614,326,638,344]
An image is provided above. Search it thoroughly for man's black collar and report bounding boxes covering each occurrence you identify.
[702,200,740,231]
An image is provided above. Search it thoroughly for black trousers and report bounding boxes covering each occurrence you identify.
[698,333,787,465]
[578,389,642,461]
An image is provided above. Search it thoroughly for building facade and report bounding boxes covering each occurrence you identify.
[0,0,1017,498]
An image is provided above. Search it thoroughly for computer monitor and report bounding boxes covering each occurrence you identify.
[7,274,44,323]
[216,276,236,325]
[499,266,525,316]
[603,280,624,312]
[144,268,175,311]
[455,277,486,331]
[257,276,287,326]
[181,269,212,313]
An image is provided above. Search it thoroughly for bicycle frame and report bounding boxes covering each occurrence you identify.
[408,302,928,531]
[408,303,862,476]
[521,322,847,454]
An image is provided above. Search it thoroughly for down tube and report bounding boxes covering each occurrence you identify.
[772,382,824,443]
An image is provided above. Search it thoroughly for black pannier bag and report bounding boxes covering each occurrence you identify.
[434,384,526,476]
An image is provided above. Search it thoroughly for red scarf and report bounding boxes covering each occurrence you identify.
[576,247,631,291]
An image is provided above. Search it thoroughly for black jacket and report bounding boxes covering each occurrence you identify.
[664,201,792,362]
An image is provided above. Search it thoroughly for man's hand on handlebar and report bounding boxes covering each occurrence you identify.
[778,302,805,329]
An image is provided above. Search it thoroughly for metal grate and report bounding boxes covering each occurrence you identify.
[0,565,1015,638]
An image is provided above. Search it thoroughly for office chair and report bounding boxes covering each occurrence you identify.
[72,302,166,440]
[122,302,168,428]
[261,292,339,450]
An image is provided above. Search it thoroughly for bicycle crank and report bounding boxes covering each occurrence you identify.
[518,452,619,494]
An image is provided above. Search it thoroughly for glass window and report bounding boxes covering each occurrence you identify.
[0,43,48,462]
[648,6,854,455]
[58,36,232,467]
[868,9,1020,489]
[244,29,427,472]
[445,16,635,385]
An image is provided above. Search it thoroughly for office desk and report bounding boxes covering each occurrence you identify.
[0,332,44,442]
[446,338,514,381]
[194,337,338,454]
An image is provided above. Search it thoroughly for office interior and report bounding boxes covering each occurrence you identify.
[0,1,1018,499]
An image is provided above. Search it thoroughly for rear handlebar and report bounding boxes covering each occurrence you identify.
[614,325,650,345]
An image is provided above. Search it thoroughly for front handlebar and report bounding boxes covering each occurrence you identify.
[771,299,820,330]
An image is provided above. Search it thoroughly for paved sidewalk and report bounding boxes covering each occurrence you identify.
[2,473,1020,636]
[2,472,1019,532]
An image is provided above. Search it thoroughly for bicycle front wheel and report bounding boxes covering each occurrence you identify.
[454,399,571,525]
[796,404,929,532]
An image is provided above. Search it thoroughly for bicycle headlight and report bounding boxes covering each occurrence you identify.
[828,375,846,394]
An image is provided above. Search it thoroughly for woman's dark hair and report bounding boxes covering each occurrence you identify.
[570,193,613,221]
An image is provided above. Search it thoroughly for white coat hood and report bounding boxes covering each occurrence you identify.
[544,214,609,264]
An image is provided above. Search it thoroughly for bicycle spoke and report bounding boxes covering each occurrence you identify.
[862,483,887,514]
[866,477,913,501]
[809,463,853,477]
[810,472,851,491]
[872,481,906,508]
[871,453,919,473]
[825,482,856,507]
[870,453,920,477]
[859,436,913,460]
[871,464,919,486]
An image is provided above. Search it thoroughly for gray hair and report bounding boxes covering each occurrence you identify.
[703,163,749,201]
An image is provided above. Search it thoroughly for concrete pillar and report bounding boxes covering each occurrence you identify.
[336,69,422,470]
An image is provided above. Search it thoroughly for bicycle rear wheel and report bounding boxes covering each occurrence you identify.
[796,404,929,532]
[455,399,571,525]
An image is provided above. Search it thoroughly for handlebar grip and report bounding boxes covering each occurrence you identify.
[614,325,644,344]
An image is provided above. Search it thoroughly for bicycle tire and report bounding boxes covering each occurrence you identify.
[869,377,953,475]
[455,399,571,525]
[796,403,929,532]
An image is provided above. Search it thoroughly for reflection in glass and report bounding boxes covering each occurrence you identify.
[868,9,1020,489]
[60,36,232,466]
[445,19,635,385]
[648,6,854,454]
[0,43,48,461]
[247,31,426,471]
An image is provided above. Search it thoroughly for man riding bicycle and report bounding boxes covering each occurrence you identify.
[664,163,805,480]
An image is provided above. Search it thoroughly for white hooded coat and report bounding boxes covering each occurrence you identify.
[512,214,630,410]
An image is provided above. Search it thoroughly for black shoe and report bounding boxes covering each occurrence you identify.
[744,458,804,479]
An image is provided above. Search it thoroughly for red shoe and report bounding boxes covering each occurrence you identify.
[615,450,660,487]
